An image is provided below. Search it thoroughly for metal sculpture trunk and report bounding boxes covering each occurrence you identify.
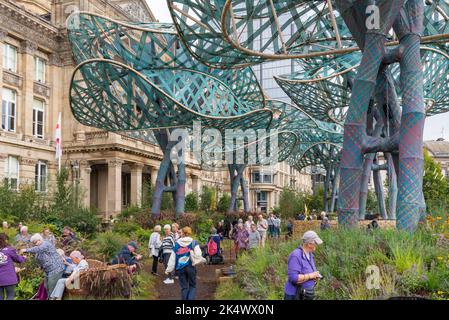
[336,0,426,231]
[228,164,249,213]
[151,129,186,218]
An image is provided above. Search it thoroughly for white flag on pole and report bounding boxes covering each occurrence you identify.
[55,112,62,165]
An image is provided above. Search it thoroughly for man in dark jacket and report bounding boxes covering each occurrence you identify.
[111,242,142,272]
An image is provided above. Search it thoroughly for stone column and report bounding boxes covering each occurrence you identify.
[150,166,158,187]
[130,163,143,207]
[107,159,123,217]
[19,40,38,136]
[79,161,91,208]
[192,175,200,194]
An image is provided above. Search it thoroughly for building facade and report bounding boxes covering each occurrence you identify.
[0,0,312,218]
[424,138,449,177]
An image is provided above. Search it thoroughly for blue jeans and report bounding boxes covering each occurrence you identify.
[177,264,197,300]
[274,227,280,238]
[268,225,274,237]
[50,278,67,299]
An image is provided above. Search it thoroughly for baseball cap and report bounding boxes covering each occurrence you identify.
[302,230,323,245]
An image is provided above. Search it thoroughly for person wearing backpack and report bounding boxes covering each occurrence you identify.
[165,227,204,300]
[207,228,221,257]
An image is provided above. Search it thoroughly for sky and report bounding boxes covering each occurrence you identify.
[145,0,449,141]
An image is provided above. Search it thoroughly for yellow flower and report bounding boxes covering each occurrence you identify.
[437,290,444,295]
[437,217,442,220]
[437,256,444,260]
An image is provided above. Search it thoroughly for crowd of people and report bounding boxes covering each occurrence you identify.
[148,223,204,300]
[0,223,89,300]
[1,210,382,301]
[0,222,146,300]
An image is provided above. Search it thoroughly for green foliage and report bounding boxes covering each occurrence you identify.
[217,193,231,213]
[87,231,128,262]
[366,190,379,213]
[200,185,215,212]
[423,150,449,212]
[195,214,214,244]
[113,221,141,235]
[216,228,449,300]
[279,187,303,218]
[185,192,199,212]
[142,181,153,208]
[52,168,72,213]
[307,187,324,212]
[279,187,325,218]
[0,181,47,222]
[15,259,42,300]
[161,192,174,211]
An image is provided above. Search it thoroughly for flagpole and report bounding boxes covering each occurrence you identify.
[56,112,62,173]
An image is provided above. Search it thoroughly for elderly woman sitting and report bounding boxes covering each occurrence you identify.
[49,251,89,300]
[15,226,31,244]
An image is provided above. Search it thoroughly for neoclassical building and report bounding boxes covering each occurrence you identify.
[0,0,312,217]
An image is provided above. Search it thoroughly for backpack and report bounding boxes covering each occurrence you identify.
[207,237,218,256]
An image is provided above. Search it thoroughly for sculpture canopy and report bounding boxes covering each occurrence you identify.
[67,12,337,171]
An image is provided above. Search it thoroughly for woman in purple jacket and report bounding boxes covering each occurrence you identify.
[284,230,323,300]
[0,233,26,300]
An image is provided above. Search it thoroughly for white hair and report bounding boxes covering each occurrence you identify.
[154,225,162,232]
[30,233,43,243]
[70,250,84,260]
[163,224,171,230]
[20,226,28,233]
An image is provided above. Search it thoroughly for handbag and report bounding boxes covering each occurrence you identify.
[190,241,206,266]
[295,286,315,300]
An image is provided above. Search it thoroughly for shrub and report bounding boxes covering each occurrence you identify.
[200,186,215,212]
[185,192,199,212]
[113,221,141,235]
[217,193,231,213]
[216,228,448,300]
[87,231,128,262]
[57,207,100,237]
[15,259,42,300]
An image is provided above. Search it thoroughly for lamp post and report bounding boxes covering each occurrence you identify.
[71,160,80,207]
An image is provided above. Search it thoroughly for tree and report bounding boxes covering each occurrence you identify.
[423,150,449,212]
[185,192,199,212]
[200,185,214,212]
[217,193,231,213]
[279,187,306,218]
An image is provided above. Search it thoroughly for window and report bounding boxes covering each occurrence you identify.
[257,191,268,202]
[5,156,19,190]
[35,161,47,192]
[252,171,272,184]
[2,88,16,132]
[33,99,45,138]
[3,44,17,72]
[263,174,272,184]
[252,171,261,183]
[35,56,46,82]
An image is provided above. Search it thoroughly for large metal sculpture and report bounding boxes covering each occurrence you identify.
[67,12,334,217]
[168,0,449,231]
[66,1,449,230]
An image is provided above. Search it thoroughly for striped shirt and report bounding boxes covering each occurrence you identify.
[161,233,175,254]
